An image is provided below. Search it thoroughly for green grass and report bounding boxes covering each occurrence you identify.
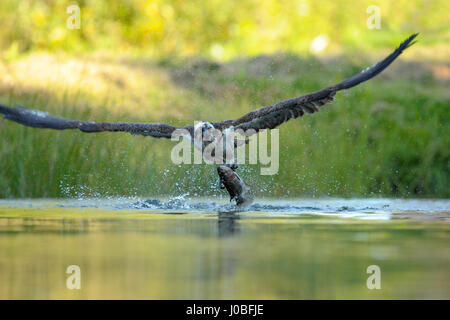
[0,51,448,198]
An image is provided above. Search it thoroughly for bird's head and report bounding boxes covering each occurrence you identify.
[194,121,215,140]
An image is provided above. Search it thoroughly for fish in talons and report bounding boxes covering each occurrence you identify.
[217,165,253,208]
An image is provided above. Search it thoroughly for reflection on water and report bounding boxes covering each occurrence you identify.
[0,199,449,299]
[218,213,240,237]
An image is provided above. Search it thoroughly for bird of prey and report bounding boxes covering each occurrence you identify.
[0,34,418,207]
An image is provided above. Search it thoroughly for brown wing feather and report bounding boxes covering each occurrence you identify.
[217,33,418,134]
[0,105,192,138]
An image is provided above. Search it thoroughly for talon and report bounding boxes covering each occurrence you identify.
[217,165,252,208]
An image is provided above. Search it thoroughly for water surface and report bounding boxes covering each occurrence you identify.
[0,198,449,299]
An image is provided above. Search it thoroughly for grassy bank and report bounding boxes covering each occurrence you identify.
[0,50,448,198]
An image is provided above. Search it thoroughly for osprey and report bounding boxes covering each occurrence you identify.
[0,34,418,207]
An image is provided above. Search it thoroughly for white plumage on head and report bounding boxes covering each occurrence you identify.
[193,121,216,151]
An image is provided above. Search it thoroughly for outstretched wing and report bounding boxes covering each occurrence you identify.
[215,33,418,134]
[0,105,193,138]
[0,34,417,139]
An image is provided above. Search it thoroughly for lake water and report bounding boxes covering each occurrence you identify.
[0,198,449,299]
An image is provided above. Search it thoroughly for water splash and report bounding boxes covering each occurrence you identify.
[1,198,448,221]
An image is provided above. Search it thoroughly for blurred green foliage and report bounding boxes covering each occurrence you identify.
[0,52,448,198]
[0,0,448,198]
[1,0,448,58]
